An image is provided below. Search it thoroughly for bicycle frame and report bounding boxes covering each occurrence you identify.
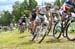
[60,14,73,37]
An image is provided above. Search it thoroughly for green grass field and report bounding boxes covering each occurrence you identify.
[0,30,75,49]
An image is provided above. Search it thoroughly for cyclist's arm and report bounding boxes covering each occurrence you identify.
[73,4,75,12]
[62,3,71,10]
[74,8,75,12]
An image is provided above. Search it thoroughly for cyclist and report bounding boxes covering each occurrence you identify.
[29,7,40,33]
[32,3,52,34]
[58,0,75,36]
[59,0,75,21]
[30,9,36,22]
[50,6,60,22]
[18,14,27,26]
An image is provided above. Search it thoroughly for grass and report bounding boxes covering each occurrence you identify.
[0,29,75,49]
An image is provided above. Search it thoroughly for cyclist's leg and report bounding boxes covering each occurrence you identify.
[32,16,41,34]
[48,14,54,30]
[32,21,37,33]
[34,15,45,32]
[50,13,54,24]
[44,15,49,25]
[59,10,68,36]
[59,10,67,21]
[30,19,35,31]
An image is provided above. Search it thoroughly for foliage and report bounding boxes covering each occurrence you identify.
[23,10,31,18]
[54,0,65,7]
[12,0,37,22]
[0,11,13,25]
[12,1,21,22]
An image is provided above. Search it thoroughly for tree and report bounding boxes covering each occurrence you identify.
[12,1,21,22]
[54,0,61,7]
[54,0,65,8]
[61,0,65,6]
[28,0,37,10]
[0,11,13,25]
[12,0,37,22]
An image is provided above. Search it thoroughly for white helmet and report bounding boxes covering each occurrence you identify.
[54,6,59,10]
[45,3,52,7]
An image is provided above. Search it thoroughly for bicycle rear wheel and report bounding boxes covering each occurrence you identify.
[53,22,61,39]
[66,20,75,41]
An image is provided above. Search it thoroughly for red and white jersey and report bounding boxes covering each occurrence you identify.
[61,3,70,12]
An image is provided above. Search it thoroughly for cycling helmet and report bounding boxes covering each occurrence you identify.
[45,3,52,8]
[54,6,59,10]
[21,14,26,19]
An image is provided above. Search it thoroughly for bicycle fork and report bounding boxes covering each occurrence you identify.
[61,20,70,37]
[60,21,67,37]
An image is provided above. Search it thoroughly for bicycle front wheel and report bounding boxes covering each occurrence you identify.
[66,20,75,41]
[34,25,47,43]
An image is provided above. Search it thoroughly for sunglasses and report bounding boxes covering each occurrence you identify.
[46,6,51,8]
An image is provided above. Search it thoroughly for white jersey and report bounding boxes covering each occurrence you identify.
[40,7,58,15]
[50,8,58,14]
[40,7,51,15]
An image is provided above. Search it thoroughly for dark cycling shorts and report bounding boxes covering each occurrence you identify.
[31,13,36,21]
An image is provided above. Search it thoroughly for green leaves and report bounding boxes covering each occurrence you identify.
[54,0,65,7]
[12,0,37,22]
[0,11,13,25]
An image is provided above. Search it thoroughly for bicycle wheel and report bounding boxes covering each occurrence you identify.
[53,22,61,39]
[66,20,75,41]
[30,32,37,41]
[30,25,42,41]
[34,25,48,43]
[18,25,24,33]
[47,25,51,35]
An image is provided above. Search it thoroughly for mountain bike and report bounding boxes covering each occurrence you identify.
[18,22,26,33]
[31,15,48,43]
[53,13,75,41]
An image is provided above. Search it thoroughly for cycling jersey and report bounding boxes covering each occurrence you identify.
[31,10,36,21]
[21,18,26,23]
[40,7,51,15]
[35,7,50,24]
[65,0,75,8]
[19,16,27,25]
[63,0,75,12]
[60,0,75,16]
